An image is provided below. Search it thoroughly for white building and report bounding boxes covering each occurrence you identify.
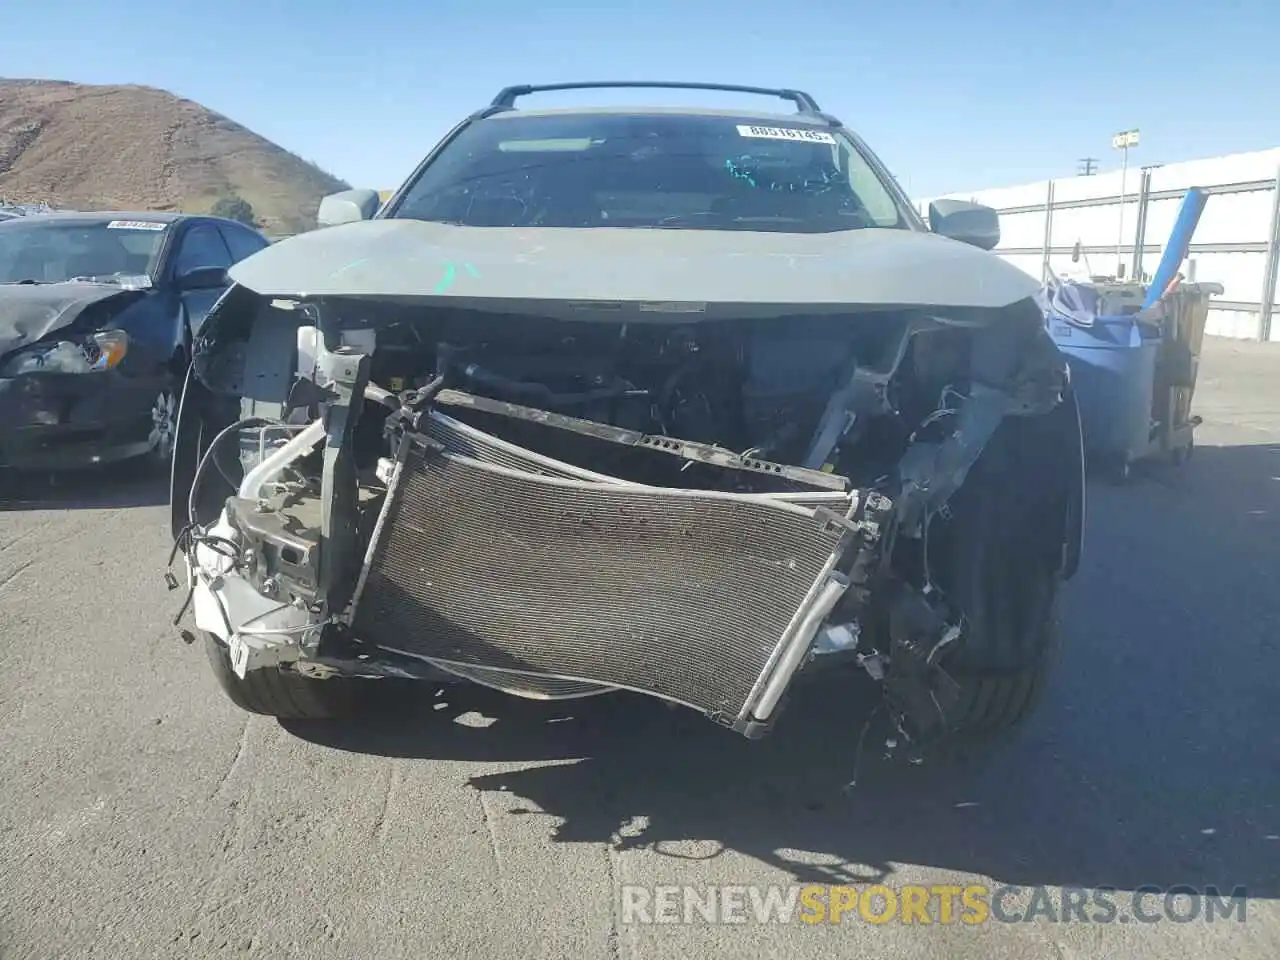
[918,147,1280,342]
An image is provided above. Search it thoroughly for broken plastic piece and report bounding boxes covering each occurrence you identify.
[812,621,861,655]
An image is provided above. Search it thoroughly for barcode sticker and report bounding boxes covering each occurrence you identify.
[736,125,836,144]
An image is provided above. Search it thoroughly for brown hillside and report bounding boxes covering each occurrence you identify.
[0,78,349,234]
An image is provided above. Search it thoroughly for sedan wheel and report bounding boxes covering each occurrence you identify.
[148,389,178,462]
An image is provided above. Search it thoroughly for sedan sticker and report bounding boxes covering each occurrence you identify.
[106,220,167,230]
[736,125,836,144]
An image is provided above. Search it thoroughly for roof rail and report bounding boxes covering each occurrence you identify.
[488,81,823,115]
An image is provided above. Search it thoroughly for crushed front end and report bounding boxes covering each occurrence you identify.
[170,285,1080,740]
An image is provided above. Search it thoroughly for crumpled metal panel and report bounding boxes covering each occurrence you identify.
[350,438,850,724]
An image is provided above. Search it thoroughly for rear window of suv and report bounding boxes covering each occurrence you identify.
[390,113,907,233]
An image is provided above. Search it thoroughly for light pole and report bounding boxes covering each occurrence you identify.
[1112,129,1140,277]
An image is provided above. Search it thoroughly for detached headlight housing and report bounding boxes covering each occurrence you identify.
[0,330,129,377]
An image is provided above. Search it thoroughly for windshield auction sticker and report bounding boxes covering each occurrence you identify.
[736,125,836,144]
[106,220,167,230]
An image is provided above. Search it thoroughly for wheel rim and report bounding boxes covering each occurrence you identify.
[149,390,177,460]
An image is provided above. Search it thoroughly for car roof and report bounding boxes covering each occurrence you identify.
[481,104,838,128]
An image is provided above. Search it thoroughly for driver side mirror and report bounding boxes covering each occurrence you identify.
[317,189,381,228]
[176,265,228,291]
[928,199,1001,251]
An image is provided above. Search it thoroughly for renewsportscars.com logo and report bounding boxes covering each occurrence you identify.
[620,884,1249,926]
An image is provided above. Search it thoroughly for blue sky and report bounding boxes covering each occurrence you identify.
[3,0,1276,198]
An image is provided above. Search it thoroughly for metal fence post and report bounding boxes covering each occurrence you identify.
[1259,166,1280,343]
[1131,169,1153,280]
[1041,180,1055,282]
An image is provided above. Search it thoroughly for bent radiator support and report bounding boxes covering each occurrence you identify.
[423,409,853,509]
[349,432,863,734]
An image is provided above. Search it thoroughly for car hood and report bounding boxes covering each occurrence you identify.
[228,219,1040,310]
[0,282,141,359]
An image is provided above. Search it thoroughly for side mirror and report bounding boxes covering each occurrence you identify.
[176,265,228,291]
[1071,241,1082,263]
[317,189,381,228]
[928,199,1000,251]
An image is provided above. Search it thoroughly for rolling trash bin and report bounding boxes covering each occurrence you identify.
[1050,310,1161,482]
[1038,277,1221,482]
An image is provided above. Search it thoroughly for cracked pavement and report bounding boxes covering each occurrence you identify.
[1,338,1278,959]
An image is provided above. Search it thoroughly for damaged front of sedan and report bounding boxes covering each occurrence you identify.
[165,94,1084,748]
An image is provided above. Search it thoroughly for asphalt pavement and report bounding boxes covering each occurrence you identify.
[1,337,1278,960]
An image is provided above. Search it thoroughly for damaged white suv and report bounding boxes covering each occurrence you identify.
[167,81,1084,746]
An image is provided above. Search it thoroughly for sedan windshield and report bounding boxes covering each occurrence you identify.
[0,220,167,284]
[391,113,910,233]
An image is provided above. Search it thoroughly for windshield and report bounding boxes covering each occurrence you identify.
[390,113,910,233]
[0,220,167,284]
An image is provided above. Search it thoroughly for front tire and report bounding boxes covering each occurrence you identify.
[202,632,367,720]
[925,411,1069,741]
[939,594,1062,737]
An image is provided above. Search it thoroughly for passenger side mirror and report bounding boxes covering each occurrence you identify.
[928,199,1000,251]
[176,265,228,291]
[317,189,381,228]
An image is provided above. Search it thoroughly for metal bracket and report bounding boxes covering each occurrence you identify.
[318,348,371,614]
[229,632,303,679]
[225,496,320,601]
[435,388,848,491]
[801,319,925,472]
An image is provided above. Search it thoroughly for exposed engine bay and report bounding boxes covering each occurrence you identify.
[172,292,1078,741]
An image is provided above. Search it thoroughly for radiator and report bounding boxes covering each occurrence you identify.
[350,434,855,731]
